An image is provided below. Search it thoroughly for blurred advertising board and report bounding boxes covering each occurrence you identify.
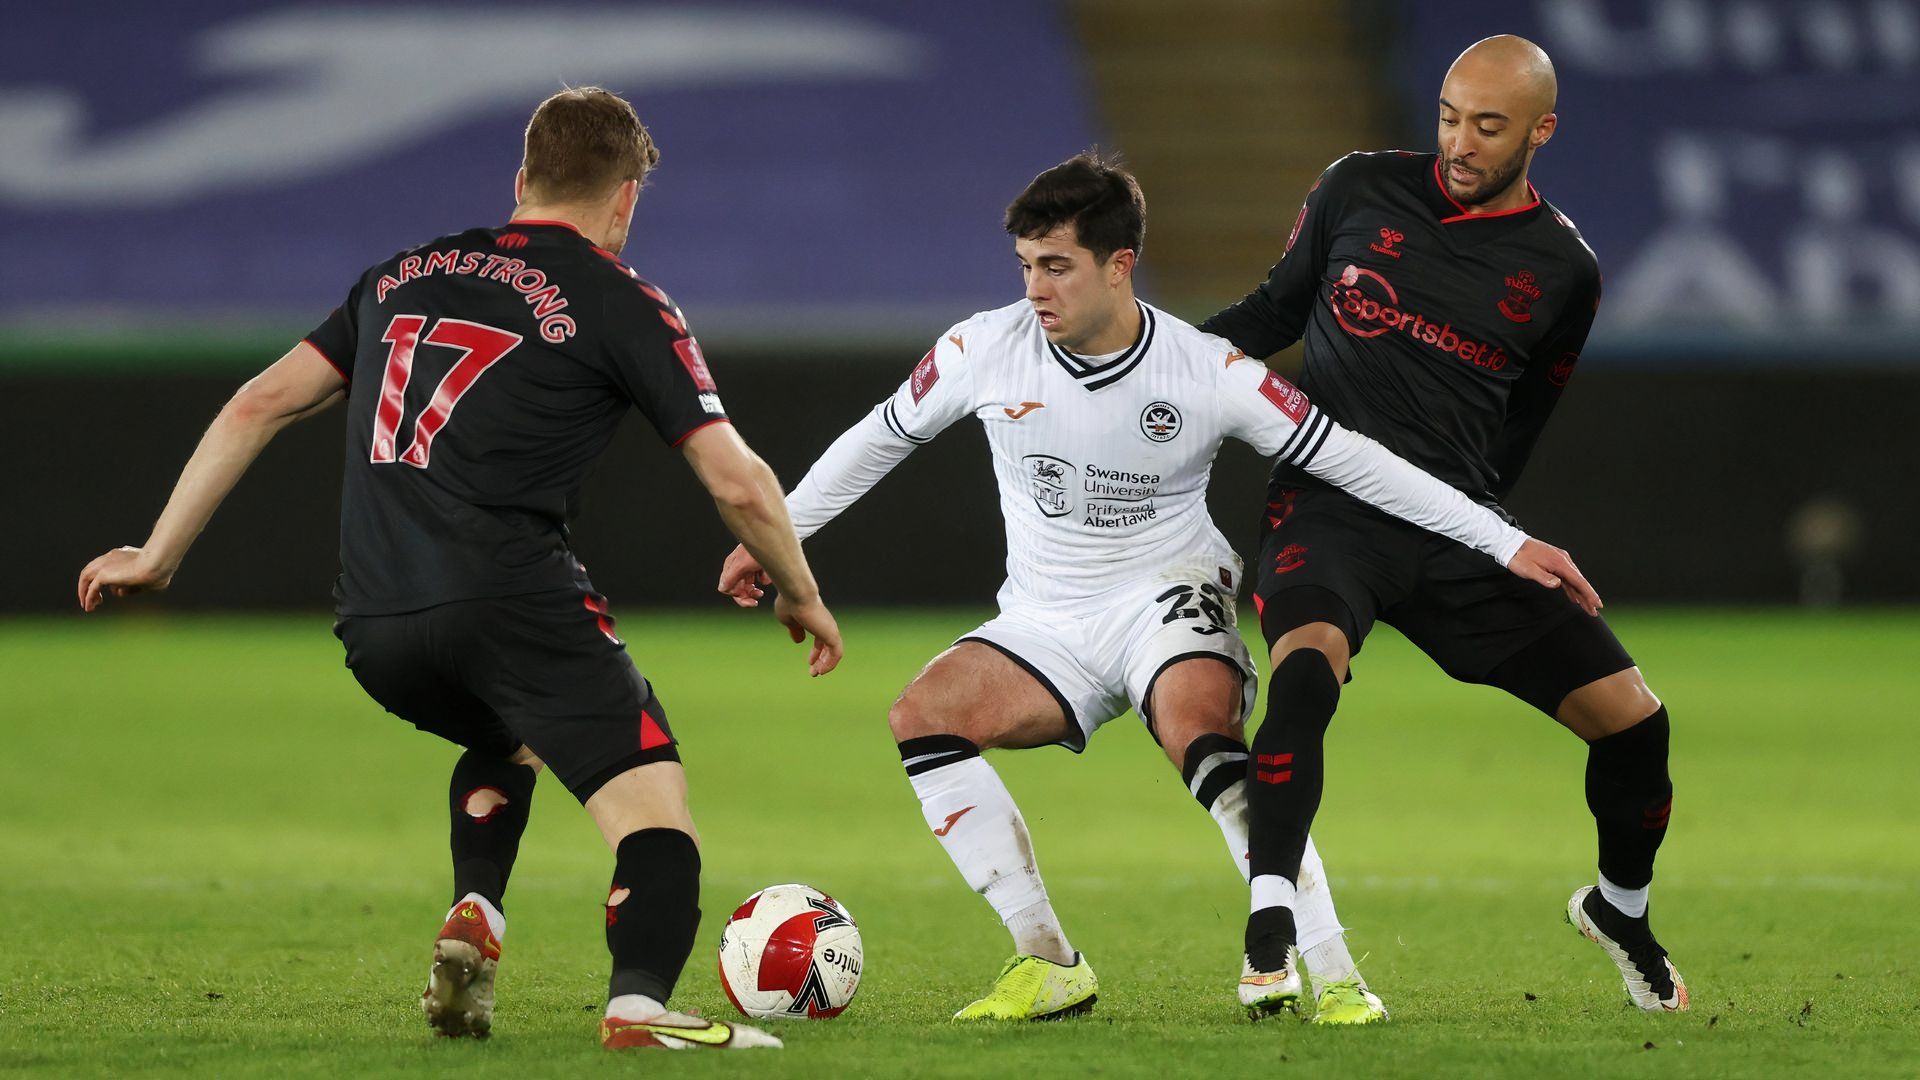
[1396,0,1920,363]
[0,2,1094,346]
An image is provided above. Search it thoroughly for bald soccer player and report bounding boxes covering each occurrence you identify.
[1199,36,1688,1016]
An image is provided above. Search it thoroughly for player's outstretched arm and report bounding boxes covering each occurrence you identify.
[714,407,919,609]
[717,338,971,608]
[77,342,346,611]
[1303,423,1603,616]
[682,422,843,676]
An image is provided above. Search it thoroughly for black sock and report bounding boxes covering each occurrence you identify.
[448,749,538,911]
[606,828,702,1005]
[1585,706,1672,893]
[1247,649,1340,884]
[1181,732,1251,814]
[1245,649,1339,966]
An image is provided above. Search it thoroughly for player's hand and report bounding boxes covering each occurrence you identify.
[77,547,176,612]
[1507,538,1602,616]
[717,544,773,608]
[774,592,844,677]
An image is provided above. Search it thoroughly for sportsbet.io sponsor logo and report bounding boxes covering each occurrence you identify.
[1329,264,1508,371]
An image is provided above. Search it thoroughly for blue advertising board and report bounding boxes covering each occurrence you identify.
[1396,0,1920,361]
[0,2,1096,341]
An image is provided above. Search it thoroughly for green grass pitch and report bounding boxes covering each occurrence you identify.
[3,608,1917,1077]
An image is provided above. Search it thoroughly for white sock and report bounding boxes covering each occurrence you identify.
[1191,765,1252,883]
[1598,872,1649,918]
[1292,836,1343,948]
[908,754,1073,965]
[1293,836,1361,991]
[449,892,506,941]
[1250,873,1296,914]
[1305,936,1363,996]
[606,993,664,1020]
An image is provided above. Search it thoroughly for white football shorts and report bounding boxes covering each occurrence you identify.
[958,574,1257,752]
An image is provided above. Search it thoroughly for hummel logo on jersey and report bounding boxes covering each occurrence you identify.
[1003,402,1045,419]
[1370,227,1405,258]
[496,231,530,249]
[933,806,975,836]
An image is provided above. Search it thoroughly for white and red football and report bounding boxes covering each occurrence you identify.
[716,883,862,1020]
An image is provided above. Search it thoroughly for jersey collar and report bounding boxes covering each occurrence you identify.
[505,218,586,235]
[1046,300,1156,391]
[1424,155,1543,227]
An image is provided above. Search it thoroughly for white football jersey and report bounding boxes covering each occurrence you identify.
[784,299,1525,610]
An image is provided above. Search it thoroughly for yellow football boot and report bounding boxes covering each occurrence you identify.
[1310,979,1388,1025]
[952,953,1097,1021]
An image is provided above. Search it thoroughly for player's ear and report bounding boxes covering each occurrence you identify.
[1109,248,1136,287]
[1532,112,1557,150]
[514,167,527,204]
[615,178,640,218]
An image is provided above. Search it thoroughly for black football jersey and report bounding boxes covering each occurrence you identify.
[305,220,728,615]
[1199,151,1600,507]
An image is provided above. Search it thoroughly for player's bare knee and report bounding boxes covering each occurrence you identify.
[886,690,946,743]
[1147,662,1245,762]
[1558,668,1661,740]
[1270,622,1350,680]
[508,744,546,774]
[1154,708,1241,765]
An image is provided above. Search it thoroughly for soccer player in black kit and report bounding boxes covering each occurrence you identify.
[77,88,840,1050]
[1200,37,1688,1015]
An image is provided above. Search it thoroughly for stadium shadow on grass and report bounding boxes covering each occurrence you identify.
[3,610,1916,1077]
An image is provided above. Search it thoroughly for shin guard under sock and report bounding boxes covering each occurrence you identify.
[1245,649,1340,967]
[1247,649,1341,885]
[605,828,702,1004]
[1585,706,1672,892]
[449,749,538,911]
[1182,732,1252,879]
[900,735,1074,964]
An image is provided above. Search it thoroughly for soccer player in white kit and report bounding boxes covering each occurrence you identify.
[719,153,1598,1024]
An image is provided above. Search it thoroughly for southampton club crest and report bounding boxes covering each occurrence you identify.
[1139,401,1181,443]
[1499,269,1541,323]
[1023,454,1074,518]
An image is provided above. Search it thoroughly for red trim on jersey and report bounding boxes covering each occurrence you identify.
[507,218,585,235]
[583,593,620,644]
[670,416,732,447]
[1432,158,1541,223]
[302,337,351,382]
[638,710,671,751]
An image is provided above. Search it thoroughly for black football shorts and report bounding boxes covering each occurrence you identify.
[334,588,678,802]
[1252,481,1633,714]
